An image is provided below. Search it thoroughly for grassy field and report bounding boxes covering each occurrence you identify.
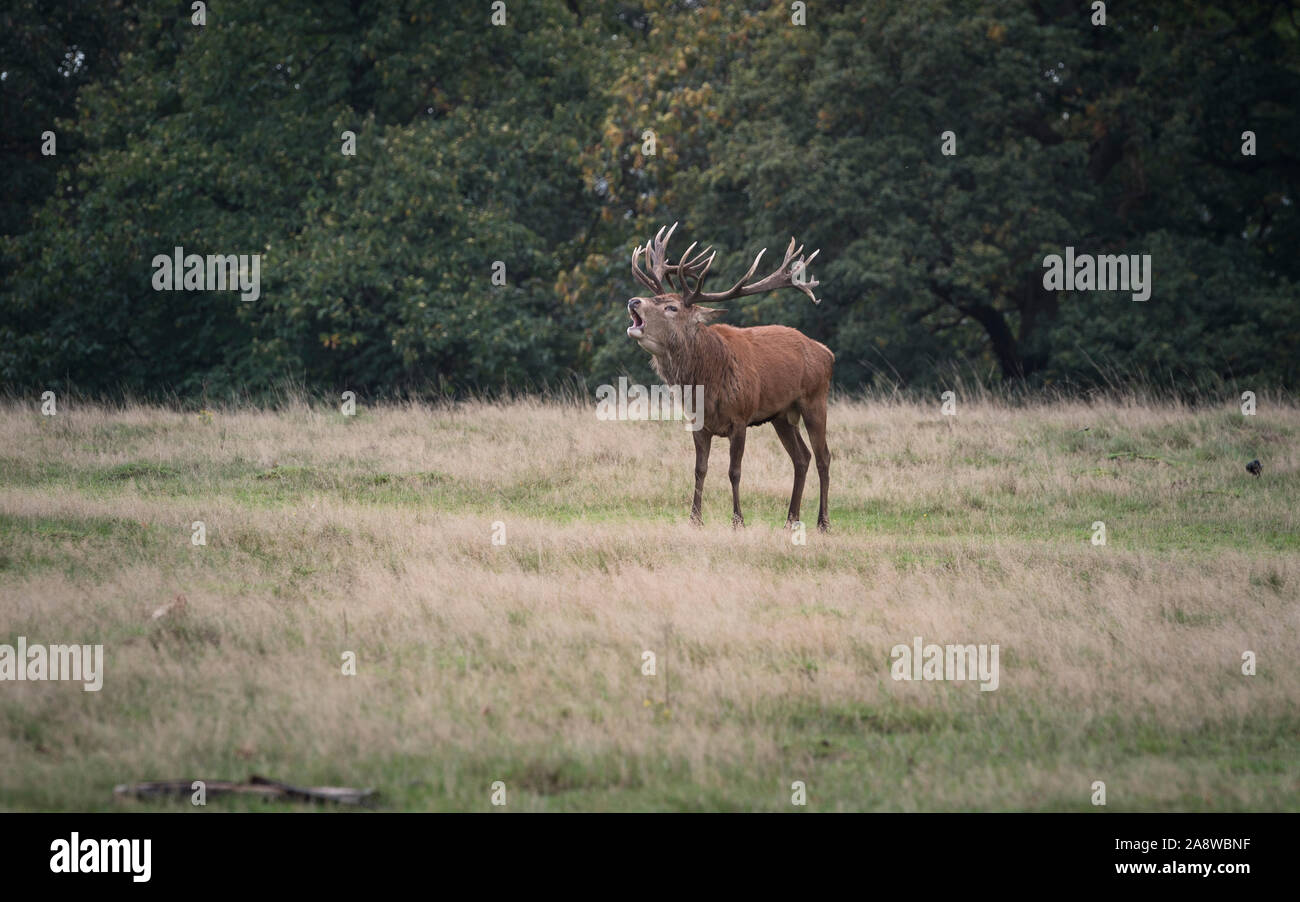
[1,395,1297,811]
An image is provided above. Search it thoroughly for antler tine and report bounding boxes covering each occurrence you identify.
[651,223,667,253]
[676,241,698,286]
[782,237,803,266]
[654,222,679,263]
[792,272,820,304]
[789,244,821,304]
[671,241,700,294]
[632,244,661,293]
[680,242,711,265]
[657,223,680,284]
[692,249,716,286]
[679,245,714,277]
[734,248,769,290]
[634,247,659,293]
[676,249,719,301]
[632,221,683,295]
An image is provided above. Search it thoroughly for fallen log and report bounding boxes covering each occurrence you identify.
[113,775,376,806]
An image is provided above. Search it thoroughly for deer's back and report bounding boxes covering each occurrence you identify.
[708,323,834,421]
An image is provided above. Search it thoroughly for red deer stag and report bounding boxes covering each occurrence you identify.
[626,223,833,531]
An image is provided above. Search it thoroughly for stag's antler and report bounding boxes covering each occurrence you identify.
[685,237,820,305]
[632,223,820,305]
[631,222,679,295]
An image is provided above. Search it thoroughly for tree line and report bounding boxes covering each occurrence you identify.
[2,0,1297,400]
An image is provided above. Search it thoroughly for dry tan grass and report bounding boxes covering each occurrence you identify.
[0,397,1297,810]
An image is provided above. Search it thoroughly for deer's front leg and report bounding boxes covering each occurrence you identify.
[691,430,712,526]
[728,426,747,528]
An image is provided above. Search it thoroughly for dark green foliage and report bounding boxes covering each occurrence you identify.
[1,0,1296,398]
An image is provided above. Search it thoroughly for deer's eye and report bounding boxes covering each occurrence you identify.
[665,305,678,312]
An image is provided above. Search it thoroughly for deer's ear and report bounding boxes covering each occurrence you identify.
[691,306,727,323]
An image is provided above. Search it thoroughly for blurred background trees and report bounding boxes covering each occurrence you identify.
[2,0,1296,399]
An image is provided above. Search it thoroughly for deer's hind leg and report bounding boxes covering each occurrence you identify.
[772,414,811,527]
[798,394,831,532]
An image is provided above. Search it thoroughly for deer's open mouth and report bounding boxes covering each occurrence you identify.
[627,308,645,338]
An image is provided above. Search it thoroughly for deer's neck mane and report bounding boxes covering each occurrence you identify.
[651,324,738,396]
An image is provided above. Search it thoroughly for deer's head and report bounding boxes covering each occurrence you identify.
[627,222,821,357]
